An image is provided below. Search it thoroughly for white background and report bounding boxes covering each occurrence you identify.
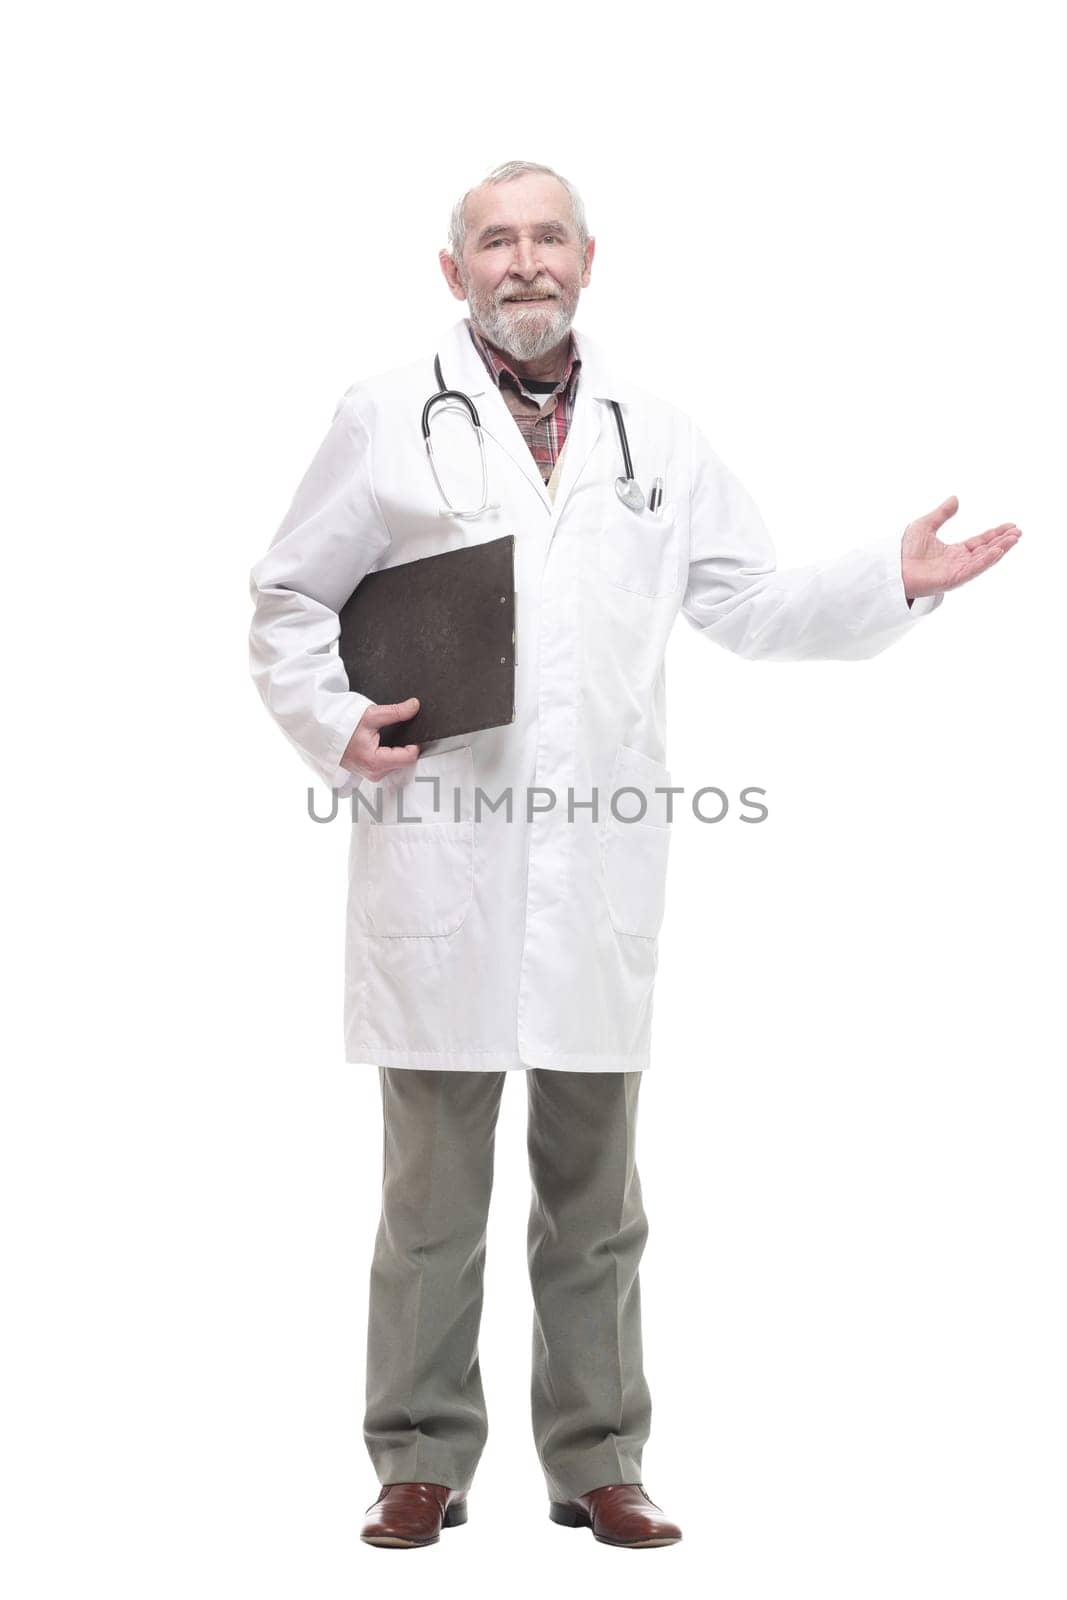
[3,1,1064,1595]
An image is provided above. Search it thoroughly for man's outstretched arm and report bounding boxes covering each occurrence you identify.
[680,420,1020,662]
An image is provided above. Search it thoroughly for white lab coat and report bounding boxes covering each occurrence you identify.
[249,315,943,1072]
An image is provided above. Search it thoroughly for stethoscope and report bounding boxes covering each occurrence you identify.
[422,352,649,520]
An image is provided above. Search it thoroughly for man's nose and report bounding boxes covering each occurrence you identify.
[511,238,541,277]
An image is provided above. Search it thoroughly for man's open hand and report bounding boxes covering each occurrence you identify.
[902,496,1022,600]
[340,697,421,781]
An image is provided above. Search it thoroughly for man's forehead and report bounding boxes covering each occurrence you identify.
[464,176,574,231]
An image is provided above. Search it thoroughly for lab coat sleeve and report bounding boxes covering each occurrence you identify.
[248,392,391,795]
[680,419,943,661]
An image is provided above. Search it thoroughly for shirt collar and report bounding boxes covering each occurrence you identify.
[466,316,581,400]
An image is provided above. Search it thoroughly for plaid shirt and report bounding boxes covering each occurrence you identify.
[466,317,581,485]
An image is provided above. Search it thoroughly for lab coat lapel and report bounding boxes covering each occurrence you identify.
[546,326,638,540]
[545,326,611,534]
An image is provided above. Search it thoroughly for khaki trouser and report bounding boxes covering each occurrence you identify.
[363,1066,652,1503]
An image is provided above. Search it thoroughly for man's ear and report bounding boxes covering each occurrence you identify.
[580,236,596,290]
[439,250,468,303]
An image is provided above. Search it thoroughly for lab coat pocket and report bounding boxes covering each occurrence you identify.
[600,744,673,939]
[362,745,475,938]
[600,502,680,599]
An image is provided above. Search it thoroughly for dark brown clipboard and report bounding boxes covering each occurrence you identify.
[338,534,517,747]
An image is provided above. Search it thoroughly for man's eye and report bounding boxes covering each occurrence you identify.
[485,236,562,247]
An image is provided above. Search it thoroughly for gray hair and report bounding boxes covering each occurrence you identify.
[447,160,590,261]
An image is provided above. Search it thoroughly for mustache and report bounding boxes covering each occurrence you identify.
[499,287,560,302]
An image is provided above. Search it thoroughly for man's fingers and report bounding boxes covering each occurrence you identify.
[364,696,420,727]
[345,698,422,779]
[974,529,1022,561]
[357,741,421,781]
[954,536,1019,587]
[372,743,422,774]
[963,523,1021,553]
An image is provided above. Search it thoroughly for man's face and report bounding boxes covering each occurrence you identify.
[441,174,595,362]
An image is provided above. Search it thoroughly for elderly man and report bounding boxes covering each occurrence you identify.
[248,159,1020,1551]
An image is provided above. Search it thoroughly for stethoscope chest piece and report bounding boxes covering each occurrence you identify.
[609,399,645,511]
[614,477,646,512]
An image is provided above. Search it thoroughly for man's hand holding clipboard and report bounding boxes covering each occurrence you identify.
[340,696,423,783]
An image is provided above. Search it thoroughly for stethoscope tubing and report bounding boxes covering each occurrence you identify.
[608,399,634,483]
[424,352,641,516]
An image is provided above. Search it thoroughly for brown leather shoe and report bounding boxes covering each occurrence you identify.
[549,1483,682,1547]
[360,1481,468,1548]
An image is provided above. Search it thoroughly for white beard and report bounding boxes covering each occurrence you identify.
[464,279,579,362]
